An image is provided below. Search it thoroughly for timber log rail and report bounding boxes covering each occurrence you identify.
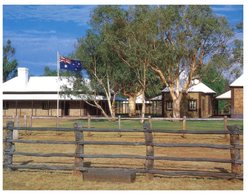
[3,121,243,180]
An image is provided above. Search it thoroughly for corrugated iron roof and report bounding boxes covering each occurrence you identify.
[216,90,231,99]
[162,79,216,94]
[230,74,244,87]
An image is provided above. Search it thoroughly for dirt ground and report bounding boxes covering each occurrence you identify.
[2,118,243,190]
[3,170,242,190]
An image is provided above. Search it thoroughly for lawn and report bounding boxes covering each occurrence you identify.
[3,117,243,190]
[3,116,243,130]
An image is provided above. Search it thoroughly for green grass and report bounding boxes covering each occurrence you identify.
[4,117,243,130]
[67,118,243,131]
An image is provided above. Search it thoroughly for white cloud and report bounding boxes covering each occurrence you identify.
[3,5,95,26]
[20,60,57,68]
[3,29,78,73]
[3,30,77,52]
[211,5,243,12]
[22,30,57,35]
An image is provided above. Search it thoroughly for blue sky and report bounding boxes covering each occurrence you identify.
[3,5,243,76]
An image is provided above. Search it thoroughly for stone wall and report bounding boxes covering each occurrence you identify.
[162,92,215,118]
[231,87,243,118]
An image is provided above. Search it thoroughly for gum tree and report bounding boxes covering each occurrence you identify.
[73,30,124,119]
[91,5,161,118]
[148,5,233,118]
[3,40,18,82]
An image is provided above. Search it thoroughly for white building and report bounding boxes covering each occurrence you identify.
[3,67,106,117]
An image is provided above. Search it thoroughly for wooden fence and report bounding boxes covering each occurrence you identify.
[3,114,242,129]
[3,121,243,180]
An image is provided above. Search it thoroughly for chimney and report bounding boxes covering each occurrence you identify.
[17,67,29,86]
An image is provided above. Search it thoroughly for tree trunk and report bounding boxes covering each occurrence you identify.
[106,99,116,119]
[172,98,181,118]
[140,91,146,123]
[110,104,116,120]
[128,96,136,117]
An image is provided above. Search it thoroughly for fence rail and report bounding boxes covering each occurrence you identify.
[3,121,243,180]
[5,139,242,149]
[3,126,242,135]
[3,115,244,120]
[3,115,243,130]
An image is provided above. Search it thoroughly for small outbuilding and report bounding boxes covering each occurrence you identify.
[162,79,216,118]
[216,75,244,118]
[215,90,231,116]
[230,75,244,118]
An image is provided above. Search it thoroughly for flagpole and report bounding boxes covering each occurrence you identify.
[56,51,60,128]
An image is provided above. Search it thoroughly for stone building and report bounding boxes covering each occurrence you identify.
[216,75,244,118]
[230,75,244,118]
[162,79,216,118]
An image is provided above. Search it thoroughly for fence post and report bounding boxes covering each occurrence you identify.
[24,115,27,135]
[15,115,19,127]
[87,115,91,128]
[148,116,152,128]
[56,116,59,128]
[13,115,19,140]
[118,115,121,129]
[143,121,154,180]
[148,115,153,137]
[227,125,241,177]
[182,116,186,138]
[118,115,122,137]
[87,115,92,137]
[29,115,33,135]
[74,123,84,176]
[4,121,15,171]
[224,116,228,138]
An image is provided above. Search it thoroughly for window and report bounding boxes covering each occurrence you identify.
[42,101,50,110]
[188,100,197,111]
[3,102,9,110]
[166,101,173,111]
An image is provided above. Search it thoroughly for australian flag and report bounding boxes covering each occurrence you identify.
[59,56,83,72]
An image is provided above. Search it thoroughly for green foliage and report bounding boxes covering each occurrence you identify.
[70,5,237,118]
[201,61,229,95]
[228,21,243,78]
[236,22,243,30]
[151,5,233,81]
[201,58,231,114]
[202,20,243,81]
[147,5,233,117]
[3,40,18,82]
[90,5,162,99]
[75,30,124,94]
[232,39,243,65]
[42,66,71,77]
[43,66,57,76]
[72,28,129,117]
